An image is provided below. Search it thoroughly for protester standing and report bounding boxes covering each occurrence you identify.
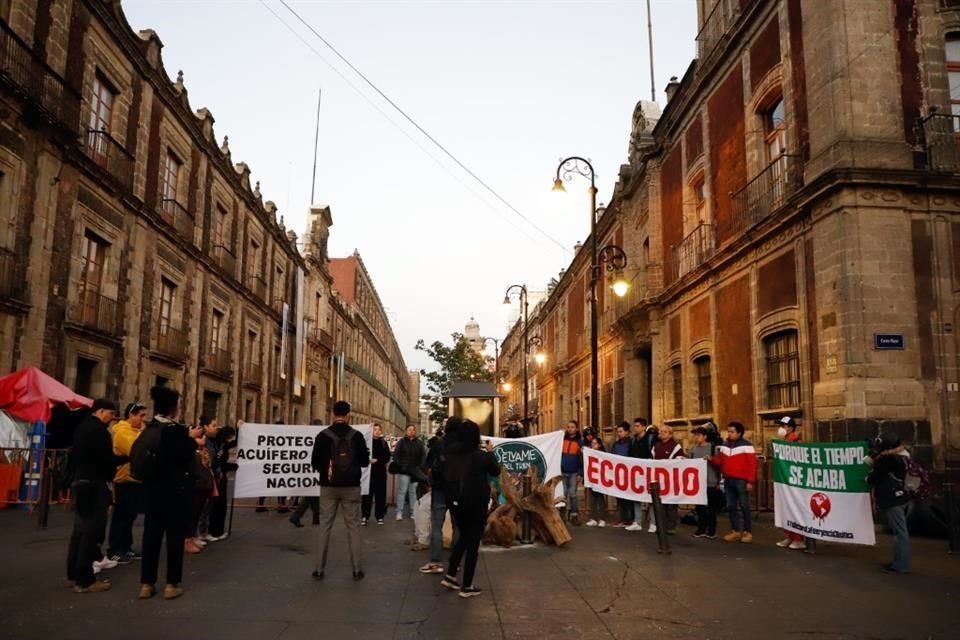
[393,424,426,521]
[628,419,657,532]
[582,428,607,527]
[868,433,912,574]
[138,386,200,600]
[362,423,391,526]
[106,402,146,563]
[186,430,214,553]
[775,417,806,550]
[688,425,721,538]
[207,425,236,539]
[420,417,461,575]
[611,423,634,527]
[651,425,685,533]
[560,420,583,524]
[66,399,117,593]
[440,419,501,599]
[311,400,370,580]
[711,421,757,544]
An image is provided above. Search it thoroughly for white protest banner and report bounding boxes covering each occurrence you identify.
[234,423,372,498]
[487,431,563,498]
[582,447,707,505]
[772,440,876,546]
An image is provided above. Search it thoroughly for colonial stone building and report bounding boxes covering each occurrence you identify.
[0,1,412,429]
[503,0,960,481]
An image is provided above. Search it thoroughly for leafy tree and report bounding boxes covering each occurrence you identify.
[416,333,493,426]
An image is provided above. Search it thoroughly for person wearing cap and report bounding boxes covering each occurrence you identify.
[106,402,148,563]
[775,417,806,550]
[66,398,118,594]
[868,433,912,574]
[688,426,721,538]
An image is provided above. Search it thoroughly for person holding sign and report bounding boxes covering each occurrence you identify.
[867,433,912,574]
[711,421,757,544]
[310,401,370,581]
[651,425,685,533]
[775,417,807,551]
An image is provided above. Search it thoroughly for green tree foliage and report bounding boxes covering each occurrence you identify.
[416,333,493,426]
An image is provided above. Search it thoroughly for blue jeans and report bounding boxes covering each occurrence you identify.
[884,503,911,573]
[562,473,579,514]
[430,490,460,563]
[725,478,752,532]
[395,474,417,518]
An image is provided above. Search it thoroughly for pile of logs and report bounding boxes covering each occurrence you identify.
[483,466,572,547]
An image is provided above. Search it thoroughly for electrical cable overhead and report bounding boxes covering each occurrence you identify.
[274,0,572,255]
[258,1,563,256]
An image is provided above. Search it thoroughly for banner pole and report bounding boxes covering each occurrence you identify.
[650,482,671,555]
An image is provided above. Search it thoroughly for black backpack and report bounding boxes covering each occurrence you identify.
[323,428,357,484]
[130,422,163,483]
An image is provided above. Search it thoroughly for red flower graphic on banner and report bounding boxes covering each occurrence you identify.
[810,492,831,521]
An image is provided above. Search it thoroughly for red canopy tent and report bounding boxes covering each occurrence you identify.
[0,367,92,424]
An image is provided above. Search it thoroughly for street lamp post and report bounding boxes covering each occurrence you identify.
[503,284,529,428]
[553,157,630,434]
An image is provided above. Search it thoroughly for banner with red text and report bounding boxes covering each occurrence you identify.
[582,447,707,505]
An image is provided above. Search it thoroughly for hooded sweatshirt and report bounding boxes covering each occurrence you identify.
[711,436,757,482]
[111,419,142,483]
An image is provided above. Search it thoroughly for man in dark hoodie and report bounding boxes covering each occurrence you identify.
[420,417,461,575]
[311,400,370,580]
[66,399,117,594]
[867,433,911,574]
[393,424,427,521]
[629,418,658,532]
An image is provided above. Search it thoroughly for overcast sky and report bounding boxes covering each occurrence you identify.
[123,0,698,382]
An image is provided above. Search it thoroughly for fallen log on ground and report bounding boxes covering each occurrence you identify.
[482,467,571,547]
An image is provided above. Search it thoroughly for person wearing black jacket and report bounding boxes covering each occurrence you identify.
[311,400,370,580]
[393,424,427,521]
[361,423,391,525]
[207,425,236,538]
[867,433,912,574]
[629,419,658,532]
[440,419,500,599]
[420,418,461,575]
[139,386,200,601]
[66,399,117,593]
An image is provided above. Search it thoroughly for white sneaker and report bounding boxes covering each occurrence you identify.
[93,564,101,575]
[776,538,792,548]
[585,519,598,527]
[625,523,643,532]
[597,520,606,528]
[647,524,657,534]
[201,534,218,543]
[193,538,207,548]
[93,558,118,571]
[396,514,404,522]
[214,533,229,541]
[788,540,807,550]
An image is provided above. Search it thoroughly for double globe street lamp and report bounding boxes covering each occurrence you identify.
[553,156,630,433]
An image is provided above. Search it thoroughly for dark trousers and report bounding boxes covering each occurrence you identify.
[140,486,189,586]
[362,468,387,520]
[189,491,210,537]
[107,482,143,555]
[292,497,320,524]
[67,481,110,587]
[208,476,228,537]
[695,487,723,535]
[617,498,633,523]
[447,500,487,589]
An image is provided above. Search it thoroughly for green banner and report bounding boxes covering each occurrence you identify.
[771,440,870,494]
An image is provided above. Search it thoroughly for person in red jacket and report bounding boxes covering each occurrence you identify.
[775,417,806,550]
[709,421,757,543]
[651,425,685,532]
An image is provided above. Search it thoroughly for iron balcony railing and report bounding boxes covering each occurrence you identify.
[919,112,960,172]
[667,224,715,284]
[246,274,267,301]
[244,362,263,386]
[156,324,187,359]
[725,153,802,241]
[85,129,134,191]
[205,346,231,374]
[0,246,25,300]
[614,263,662,315]
[211,243,236,278]
[695,0,740,63]
[70,289,120,335]
[160,199,194,241]
[0,19,81,133]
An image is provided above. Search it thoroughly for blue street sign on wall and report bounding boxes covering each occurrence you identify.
[874,334,905,350]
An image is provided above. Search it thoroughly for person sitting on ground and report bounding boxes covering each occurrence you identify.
[688,426,721,539]
[560,420,583,524]
[775,416,806,550]
[582,427,607,527]
[650,424,685,533]
[611,423,634,527]
[440,419,501,599]
[709,421,757,544]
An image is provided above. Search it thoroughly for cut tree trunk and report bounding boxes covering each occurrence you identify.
[483,467,571,547]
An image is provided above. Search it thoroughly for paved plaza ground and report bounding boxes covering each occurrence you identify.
[2,501,959,639]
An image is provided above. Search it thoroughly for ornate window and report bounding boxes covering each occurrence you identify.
[764,330,800,409]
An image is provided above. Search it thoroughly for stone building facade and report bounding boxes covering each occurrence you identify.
[502,0,960,480]
[0,1,412,429]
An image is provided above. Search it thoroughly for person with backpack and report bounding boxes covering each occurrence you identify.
[392,424,426,521]
[439,419,501,599]
[136,386,201,600]
[420,417,462,575]
[310,400,370,580]
[867,433,912,574]
[66,399,118,594]
[361,423,391,526]
[106,402,147,564]
[651,424,685,533]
